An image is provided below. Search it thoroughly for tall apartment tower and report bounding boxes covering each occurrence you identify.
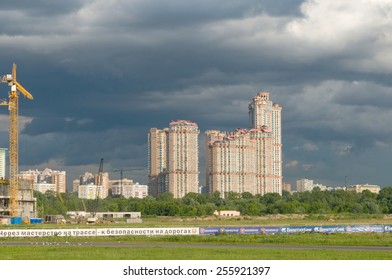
[148,128,168,197]
[248,92,282,194]
[148,120,199,198]
[167,120,199,198]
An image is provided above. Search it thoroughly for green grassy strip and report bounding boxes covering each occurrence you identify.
[1,233,392,246]
[0,246,390,260]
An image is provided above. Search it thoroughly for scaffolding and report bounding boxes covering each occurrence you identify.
[0,179,37,218]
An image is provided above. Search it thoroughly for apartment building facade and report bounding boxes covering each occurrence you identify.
[111,182,148,199]
[19,168,67,193]
[248,92,282,194]
[148,120,199,198]
[206,92,281,197]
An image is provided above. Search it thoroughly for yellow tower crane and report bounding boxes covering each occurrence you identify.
[1,63,33,217]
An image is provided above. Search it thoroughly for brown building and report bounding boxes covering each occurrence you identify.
[148,120,199,198]
[248,92,282,194]
[206,92,281,197]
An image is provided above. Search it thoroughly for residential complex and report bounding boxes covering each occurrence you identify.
[206,92,282,197]
[296,179,315,192]
[75,171,109,199]
[78,184,107,200]
[206,127,274,196]
[346,184,381,194]
[111,181,148,199]
[148,120,199,198]
[19,168,66,193]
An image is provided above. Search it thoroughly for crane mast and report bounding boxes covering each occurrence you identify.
[1,63,33,217]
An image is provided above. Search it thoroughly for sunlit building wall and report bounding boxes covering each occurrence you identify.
[166,120,199,198]
[249,92,282,194]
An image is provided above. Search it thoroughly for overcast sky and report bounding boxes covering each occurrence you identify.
[1,0,392,191]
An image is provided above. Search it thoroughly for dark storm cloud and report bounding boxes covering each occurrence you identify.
[1,0,87,16]
[1,0,392,188]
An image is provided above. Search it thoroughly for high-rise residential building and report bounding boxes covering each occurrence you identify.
[207,129,256,196]
[0,148,6,179]
[148,128,168,197]
[249,92,282,194]
[19,168,67,193]
[250,127,274,194]
[167,120,199,198]
[148,120,199,198]
[206,92,281,197]
[206,127,273,197]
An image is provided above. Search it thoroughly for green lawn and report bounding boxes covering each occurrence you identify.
[0,233,391,260]
[1,215,391,260]
[0,245,391,260]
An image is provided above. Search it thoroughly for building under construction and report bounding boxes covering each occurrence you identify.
[0,179,37,218]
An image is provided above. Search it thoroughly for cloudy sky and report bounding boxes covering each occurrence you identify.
[1,0,392,191]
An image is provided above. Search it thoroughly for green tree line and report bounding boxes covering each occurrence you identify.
[34,186,392,217]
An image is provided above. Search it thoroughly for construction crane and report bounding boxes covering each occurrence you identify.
[96,158,104,200]
[0,63,33,217]
[88,158,104,223]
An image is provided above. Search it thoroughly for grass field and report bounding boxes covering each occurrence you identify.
[1,245,390,260]
[0,233,391,260]
[1,215,391,260]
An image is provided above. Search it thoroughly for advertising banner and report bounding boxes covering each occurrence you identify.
[97,228,199,236]
[1,224,392,238]
[0,228,98,238]
[313,226,346,233]
[279,226,314,234]
[345,225,385,233]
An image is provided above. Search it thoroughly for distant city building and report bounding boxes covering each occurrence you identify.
[249,92,282,193]
[33,183,56,193]
[76,171,110,199]
[148,128,168,197]
[78,184,107,199]
[206,92,281,197]
[72,179,79,193]
[111,181,148,199]
[94,172,109,196]
[19,168,66,193]
[0,148,6,179]
[296,179,314,192]
[79,172,95,185]
[206,128,273,196]
[109,178,133,192]
[313,183,327,191]
[148,120,199,198]
[283,182,292,193]
[346,184,381,194]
